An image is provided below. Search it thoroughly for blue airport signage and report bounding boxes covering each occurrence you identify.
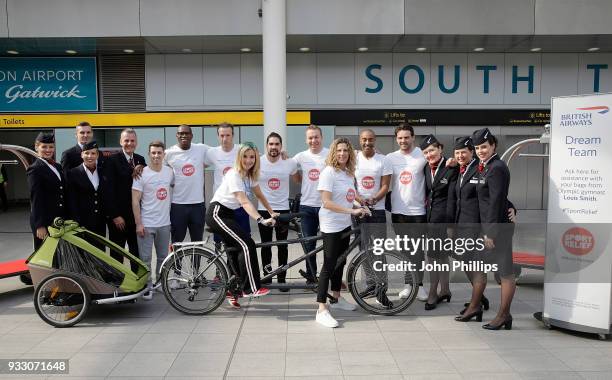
[0,57,98,112]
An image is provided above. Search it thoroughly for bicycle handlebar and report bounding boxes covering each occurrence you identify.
[275,212,305,223]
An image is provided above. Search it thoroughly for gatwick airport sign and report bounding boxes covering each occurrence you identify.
[0,57,98,112]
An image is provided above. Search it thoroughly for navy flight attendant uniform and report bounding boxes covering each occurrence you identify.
[66,142,110,238]
[26,133,67,250]
[472,130,514,278]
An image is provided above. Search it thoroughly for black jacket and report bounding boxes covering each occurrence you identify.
[476,154,512,238]
[104,151,146,221]
[60,144,105,174]
[66,165,110,233]
[448,159,481,224]
[26,159,66,232]
[424,157,458,223]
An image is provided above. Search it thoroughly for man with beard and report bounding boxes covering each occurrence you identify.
[165,124,209,243]
[384,123,428,301]
[257,132,298,290]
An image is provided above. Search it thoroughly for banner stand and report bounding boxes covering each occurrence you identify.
[542,93,612,340]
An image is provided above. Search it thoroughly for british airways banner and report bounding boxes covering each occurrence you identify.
[0,57,98,112]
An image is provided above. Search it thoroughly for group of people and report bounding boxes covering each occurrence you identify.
[26,121,516,330]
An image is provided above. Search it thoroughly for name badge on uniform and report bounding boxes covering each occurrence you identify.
[469,178,479,184]
[440,178,448,184]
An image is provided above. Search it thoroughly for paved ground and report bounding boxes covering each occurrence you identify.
[0,207,611,379]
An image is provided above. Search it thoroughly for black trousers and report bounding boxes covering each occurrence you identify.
[391,213,427,284]
[108,219,139,260]
[317,227,350,303]
[257,209,289,283]
[206,202,261,293]
[0,183,7,211]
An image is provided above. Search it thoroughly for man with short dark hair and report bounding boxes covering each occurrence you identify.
[132,141,173,300]
[61,121,97,173]
[384,123,428,301]
[258,132,298,290]
[165,124,209,243]
[105,128,146,262]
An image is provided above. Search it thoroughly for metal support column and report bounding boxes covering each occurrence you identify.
[262,0,287,144]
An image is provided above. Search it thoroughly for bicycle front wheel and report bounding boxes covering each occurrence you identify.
[161,246,229,315]
[347,249,418,315]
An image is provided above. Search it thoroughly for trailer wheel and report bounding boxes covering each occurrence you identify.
[34,273,90,328]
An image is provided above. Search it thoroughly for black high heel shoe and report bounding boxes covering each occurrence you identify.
[482,315,513,330]
[455,309,483,322]
[461,295,490,314]
[425,302,437,310]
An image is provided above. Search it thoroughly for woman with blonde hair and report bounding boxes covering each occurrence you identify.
[206,142,278,308]
[315,138,370,327]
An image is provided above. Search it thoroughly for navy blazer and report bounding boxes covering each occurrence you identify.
[104,151,146,221]
[424,157,458,223]
[66,165,110,233]
[26,159,66,232]
[476,154,512,239]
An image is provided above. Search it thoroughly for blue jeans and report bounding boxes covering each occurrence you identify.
[299,205,320,278]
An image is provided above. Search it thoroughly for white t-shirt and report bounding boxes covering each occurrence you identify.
[385,147,427,216]
[355,151,393,211]
[258,155,298,211]
[210,168,259,210]
[294,148,329,207]
[205,144,239,192]
[164,143,208,204]
[132,166,174,227]
[317,166,356,233]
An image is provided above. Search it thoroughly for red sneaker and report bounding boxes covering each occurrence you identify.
[243,288,270,298]
[227,296,241,309]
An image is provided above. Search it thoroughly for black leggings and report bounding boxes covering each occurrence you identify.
[206,202,261,293]
[317,227,350,303]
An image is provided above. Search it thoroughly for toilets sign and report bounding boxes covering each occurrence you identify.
[0,57,97,112]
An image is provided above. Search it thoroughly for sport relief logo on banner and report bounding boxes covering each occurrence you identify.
[0,57,98,112]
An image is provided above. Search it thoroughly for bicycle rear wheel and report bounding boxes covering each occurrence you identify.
[347,249,418,315]
[161,246,229,315]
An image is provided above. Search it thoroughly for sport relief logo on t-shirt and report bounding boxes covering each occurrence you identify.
[182,164,195,176]
[308,168,320,181]
[222,166,232,175]
[361,176,375,190]
[346,188,356,203]
[400,170,413,185]
[156,187,168,200]
[268,177,280,190]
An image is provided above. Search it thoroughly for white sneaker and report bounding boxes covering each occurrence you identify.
[330,296,356,311]
[399,284,413,299]
[417,286,429,302]
[316,310,339,328]
[142,290,153,301]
